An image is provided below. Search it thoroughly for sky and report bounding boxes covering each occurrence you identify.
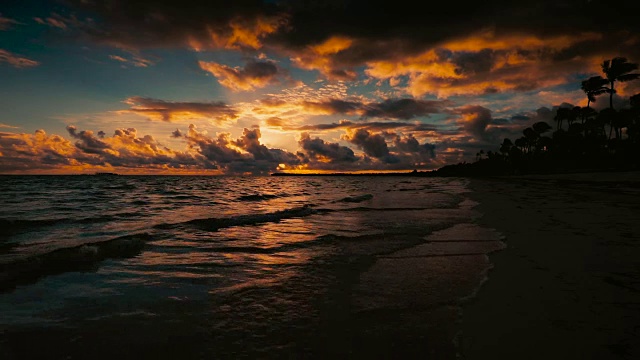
[1,0,639,175]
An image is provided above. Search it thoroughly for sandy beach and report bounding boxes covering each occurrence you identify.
[459,171,640,359]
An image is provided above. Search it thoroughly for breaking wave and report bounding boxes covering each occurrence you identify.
[155,205,329,231]
[336,194,374,203]
[0,233,153,293]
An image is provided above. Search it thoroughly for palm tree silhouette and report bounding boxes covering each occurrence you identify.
[601,57,640,110]
[554,107,570,130]
[580,76,608,121]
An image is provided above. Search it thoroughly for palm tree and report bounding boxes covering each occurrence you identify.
[601,57,640,110]
[554,107,570,130]
[523,127,539,153]
[532,121,552,135]
[499,138,513,156]
[568,107,581,127]
[580,76,608,122]
[514,137,528,153]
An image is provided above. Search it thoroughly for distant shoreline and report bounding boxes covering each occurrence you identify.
[270,170,435,177]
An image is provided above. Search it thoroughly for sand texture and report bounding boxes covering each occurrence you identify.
[460,171,640,359]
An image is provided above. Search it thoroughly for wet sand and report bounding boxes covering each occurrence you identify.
[459,171,640,359]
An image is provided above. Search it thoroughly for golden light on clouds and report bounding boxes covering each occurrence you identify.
[189,15,287,51]
[441,29,602,52]
[291,36,357,80]
[199,61,267,91]
[362,31,607,98]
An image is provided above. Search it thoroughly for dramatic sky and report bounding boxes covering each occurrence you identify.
[1,0,639,174]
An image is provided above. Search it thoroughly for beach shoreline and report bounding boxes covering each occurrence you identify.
[459,171,640,359]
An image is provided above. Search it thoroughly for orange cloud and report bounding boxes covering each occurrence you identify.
[190,15,288,51]
[290,36,358,80]
[441,29,601,52]
[364,31,605,98]
[0,130,87,172]
[199,59,289,91]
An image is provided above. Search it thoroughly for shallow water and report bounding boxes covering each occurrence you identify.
[0,175,502,359]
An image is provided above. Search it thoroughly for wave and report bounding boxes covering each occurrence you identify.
[0,218,67,237]
[1,212,146,236]
[336,194,373,203]
[237,193,279,202]
[0,233,152,293]
[212,235,339,255]
[156,205,327,231]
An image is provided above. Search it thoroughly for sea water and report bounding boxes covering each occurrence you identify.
[0,175,503,359]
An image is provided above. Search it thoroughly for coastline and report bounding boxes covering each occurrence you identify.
[459,171,640,359]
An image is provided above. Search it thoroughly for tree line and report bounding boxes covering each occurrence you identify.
[434,57,640,177]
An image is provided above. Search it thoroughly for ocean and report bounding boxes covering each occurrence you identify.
[0,175,504,359]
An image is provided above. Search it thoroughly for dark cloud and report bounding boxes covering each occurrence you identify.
[293,98,447,120]
[445,49,496,76]
[67,125,110,153]
[267,118,439,135]
[393,134,436,158]
[62,0,288,50]
[185,124,300,174]
[58,1,636,59]
[453,105,494,139]
[233,127,274,161]
[342,129,391,160]
[122,96,238,122]
[298,132,358,164]
[302,99,362,115]
[361,99,446,120]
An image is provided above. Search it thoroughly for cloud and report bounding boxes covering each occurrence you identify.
[121,96,239,123]
[34,16,68,29]
[453,105,494,139]
[290,119,433,132]
[55,0,640,92]
[0,130,81,172]
[63,0,288,51]
[288,36,358,80]
[364,31,607,98]
[360,98,447,120]
[0,15,20,30]
[63,125,207,170]
[255,95,447,121]
[393,134,436,158]
[342,128,391,160]
[297,132,359,164]
[183,124,300,174]
[108,53,154,67]
[0,49,40,68]
[199,59,290,91]
[1,124,447,174]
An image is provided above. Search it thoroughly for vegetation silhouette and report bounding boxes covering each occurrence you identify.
[432,57,640,177]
